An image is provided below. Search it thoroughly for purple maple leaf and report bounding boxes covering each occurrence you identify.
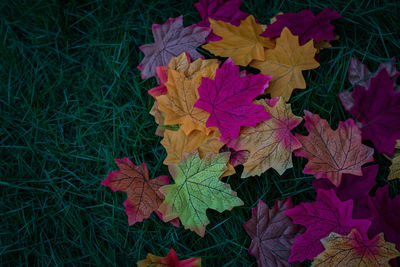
[285,189,371,262]
[367,185,400,250]
[194,58,271,139]
[261,7,341,45]
[243,198,304,267]
[312,165,378,219]
[345,69,400,156]
[195,0,249,41]
[137,16,210,80]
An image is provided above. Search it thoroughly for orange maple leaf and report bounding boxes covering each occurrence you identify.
[157,65,218,135]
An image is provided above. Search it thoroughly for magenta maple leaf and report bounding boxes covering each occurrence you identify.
[194,58,272,139]
[367,185,400,250]
[195,0,249,41]
[285,189,371,262]
[261,7,341,45]
[344,69,400,157]
[137,16,210,80]
[312,165,378,219]
[243,198,304,267]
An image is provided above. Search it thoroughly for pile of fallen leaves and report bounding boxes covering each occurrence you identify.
[101,1,400,266]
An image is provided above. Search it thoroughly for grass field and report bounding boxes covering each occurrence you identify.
[1,0,400,266]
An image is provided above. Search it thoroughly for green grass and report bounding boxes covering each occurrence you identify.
[1,0,399,265]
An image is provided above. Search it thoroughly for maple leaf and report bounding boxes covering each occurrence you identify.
[347,56,399,90]
[194,58,271,139]
[222,97,302,178]
[149,53,220,99]
[137,248,201,267]
[312,229,400,267]
[161,127,223,165]
[158,152,243,237]
[340,57,400,111]
[219,146,250,167]
[195,0,249,41]
[137,16,210,80]
[388,155,400,180]
[157,62,219,135]
[149,54,220,136]
[342,69,400,157]
[285,189,371,262]
[367,185,400,250]
[261,8,341,45]
[250,28,320,101]
[313,165,378,219]
[148,66,169,99]
[101,158,169,225]
[243,198,304,267]
[294,111,374,186]
[202,16,275,66]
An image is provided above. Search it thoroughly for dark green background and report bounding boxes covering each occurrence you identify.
[1,0,399,266]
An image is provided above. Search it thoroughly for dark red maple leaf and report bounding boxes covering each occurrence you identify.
[344,69,400,157]
[367,185,400,251]
[312,165,378,219]
[285,189,371,262]
[195,0,249,41]
[101,157,176,226]
[261,8,341,45]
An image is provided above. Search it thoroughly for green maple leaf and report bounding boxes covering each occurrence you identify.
[158,152,243,237]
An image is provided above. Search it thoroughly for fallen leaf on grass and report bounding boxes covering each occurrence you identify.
[341,69,400,157]
[222,97,302,178]
[195,0,249,41]
[294,111,374,186]
[138,16,210,80]
[251,28,319,100]
[157,63,218,135]
[244,198,304,266]
[202,16,274,66]
[101,158,169,225]
[286,189,371,262]
[158,152,243,237]
[312,229,400,267]
[194,58,271,139]
[261,8,341,45]
[137,248,201,267]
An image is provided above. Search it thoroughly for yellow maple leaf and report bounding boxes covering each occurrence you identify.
[161,128,235,177]
[312,229,400,267]
[388,155,400,181]
[157,63,218,135]
[202,16,275,66]
[168,52,219,79]
[250,27,320,100]
[161,128,222,165]
[225,98,302,177]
